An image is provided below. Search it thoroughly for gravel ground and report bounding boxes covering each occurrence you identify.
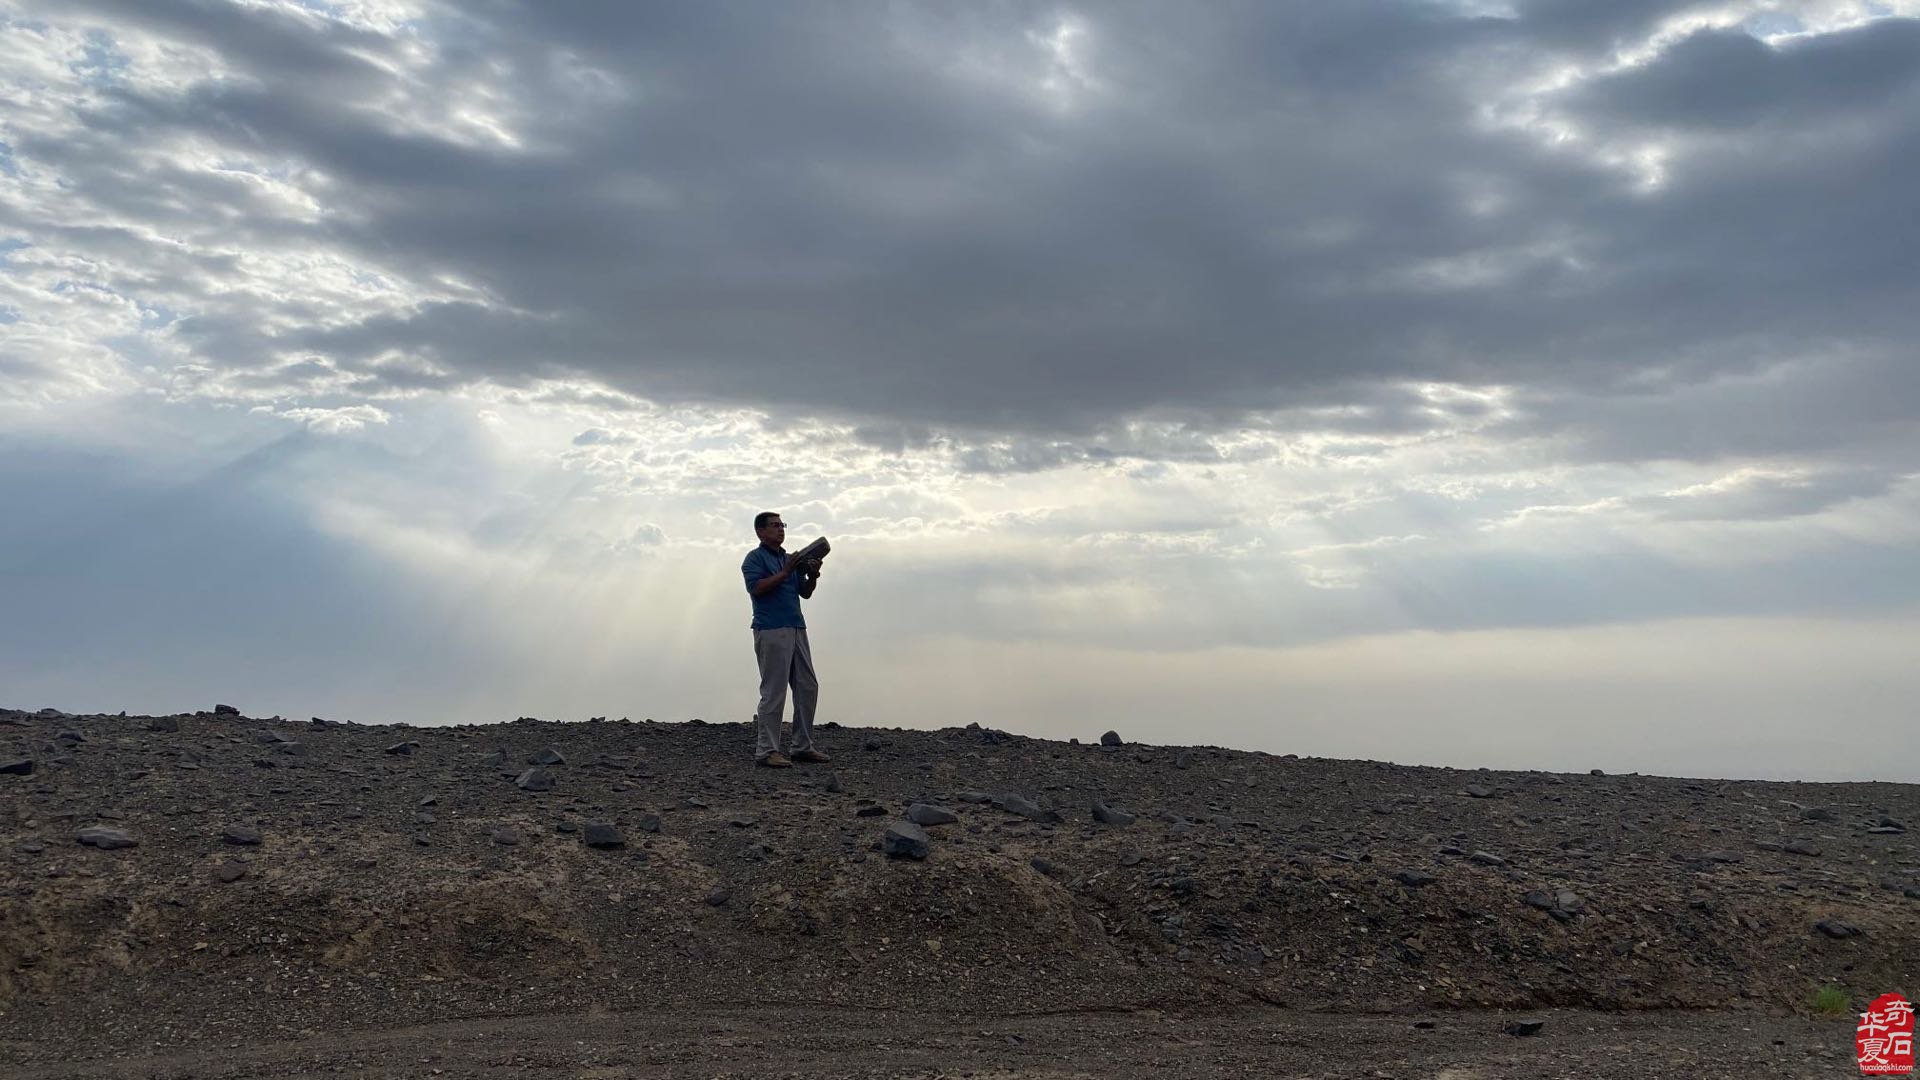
[2,705,1915,1076]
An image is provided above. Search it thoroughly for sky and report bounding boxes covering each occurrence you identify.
[2,0,1918,781]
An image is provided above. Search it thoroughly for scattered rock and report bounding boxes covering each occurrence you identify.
[1,759,32,776]
[213,861,248,883]
[384,742,416,756]
[1030,857,1057,876]
[1469,851,1507,867]
[705,887,731,906]
[1783,842,1823,857]
[882,821,930,859]
[214,704,241,716]
[1522,889,1582,922]
[490,828,520,846]
[1464,784,1495,799]
[1815,919,1862,939]
[1119,850,1143,867]
[907,803,959,826]
[1090,800,1136,827]
[480,750,507,768]
[1100,730,1123,747]
[76,826,137,850]
[221,825,263,846]
[583,822,624,849]
[994,793,1062,823]
[515,768,556,792]
[147,717,180,733]
[1589,769,1604,776]
[1504,1020,1545,1037]
[1394,870,1437,888]
[1800,807,1837,822]
[855,805,887,818]
[1175,751,1194,769]
[861,738,883,751]
[824,772,843,793]
[527,747,566,766]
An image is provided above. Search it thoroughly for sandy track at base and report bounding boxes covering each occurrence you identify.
[2,1005,1859,1079]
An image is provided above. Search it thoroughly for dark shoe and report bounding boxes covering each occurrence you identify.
[757,752,792,768]
[791,749,832,764]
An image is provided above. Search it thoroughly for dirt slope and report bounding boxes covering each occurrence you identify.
[2,705,1915,1065]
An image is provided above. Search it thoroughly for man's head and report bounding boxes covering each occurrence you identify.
[754,511,786,546]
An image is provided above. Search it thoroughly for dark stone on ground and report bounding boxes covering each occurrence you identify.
[584,823,625,849]
[214,704,240,716]
[527,747,565,766]
[1091,800,1136,827]
[1505,1021,1545,1037]
[1100,730,1123,746]
[76,826,137,850]
[1395,870,1437,888]
[1,759,32,776]
[222,825,263,846]
[855,805,886,818]
[214,861,247,883]
[1815,919,1862,939]
[907,803,959,826]
[882,821,930,859]
[516,768,555,792]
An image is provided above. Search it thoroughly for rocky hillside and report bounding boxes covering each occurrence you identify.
[2,706,1916,1048]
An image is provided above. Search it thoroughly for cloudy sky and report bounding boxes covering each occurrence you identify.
[3,0,1917,780]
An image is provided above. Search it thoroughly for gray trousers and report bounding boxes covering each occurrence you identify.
[752,627,818,759]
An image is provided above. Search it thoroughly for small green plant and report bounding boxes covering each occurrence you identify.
[1809,985,1851,1017]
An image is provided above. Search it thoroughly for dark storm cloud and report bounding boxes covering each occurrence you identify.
[1573,20,1920,130]
[10,0,1920,461]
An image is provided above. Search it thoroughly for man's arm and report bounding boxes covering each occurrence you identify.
[748,552,802,598]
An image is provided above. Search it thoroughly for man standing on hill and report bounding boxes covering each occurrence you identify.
[742,511,828,767]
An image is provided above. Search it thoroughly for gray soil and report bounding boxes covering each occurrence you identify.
[2,706,1915,1077]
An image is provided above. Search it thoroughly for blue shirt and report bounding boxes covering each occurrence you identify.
[742,545,806,630]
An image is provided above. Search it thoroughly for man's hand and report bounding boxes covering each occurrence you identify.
[800,557,823,576]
